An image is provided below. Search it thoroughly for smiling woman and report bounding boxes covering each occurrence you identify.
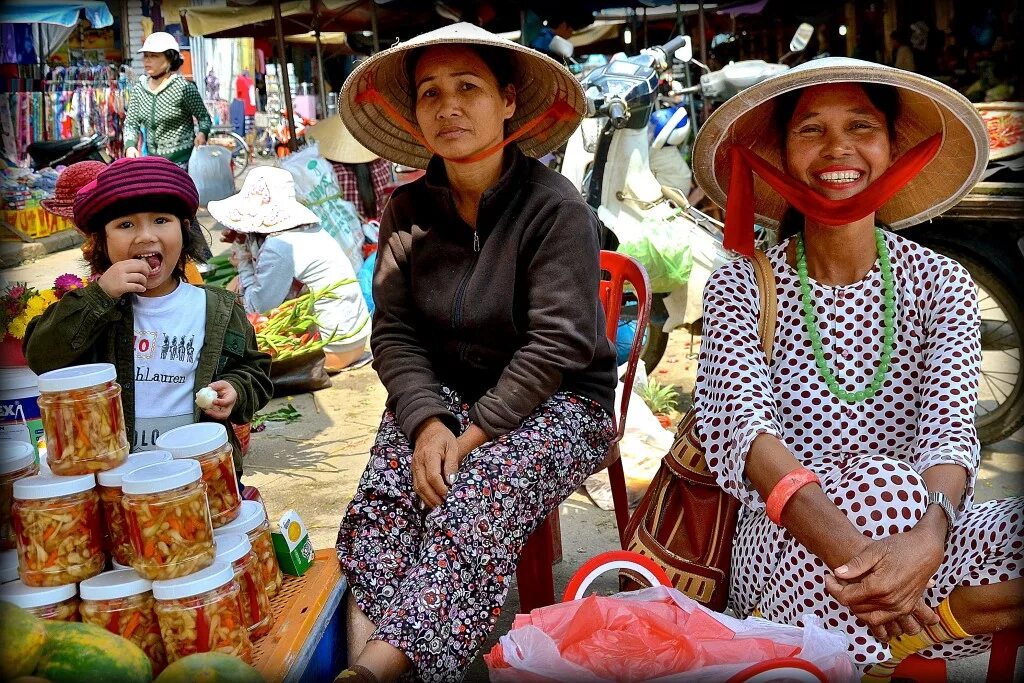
[689,57,1023,679]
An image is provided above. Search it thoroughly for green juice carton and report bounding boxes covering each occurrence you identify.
[271,509,315,576]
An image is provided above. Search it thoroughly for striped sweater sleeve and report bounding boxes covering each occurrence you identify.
[123,85,144,150]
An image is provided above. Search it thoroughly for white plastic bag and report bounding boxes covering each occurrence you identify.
[188,145,234,205]
[585,361,673,510]
[280,142,364,272]
[488,586,856,683]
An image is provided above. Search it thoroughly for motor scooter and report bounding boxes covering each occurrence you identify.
[27,133,109,170]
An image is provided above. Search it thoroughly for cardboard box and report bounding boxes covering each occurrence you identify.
[271,509,315,576]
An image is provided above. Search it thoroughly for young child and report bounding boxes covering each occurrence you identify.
[24,157,272,474]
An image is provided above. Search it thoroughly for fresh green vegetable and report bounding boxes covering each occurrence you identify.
[254,280,369,361]
[252,404,302,429]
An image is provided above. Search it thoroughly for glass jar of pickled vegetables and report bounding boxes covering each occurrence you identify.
[214,500,282,598]
[1,549,19,584]
[80,569,167,674]
[97,452,173,567]
[157,423,240,529]
[12,473,104,586]
[122,460,215,581]
[1,440,38,551]
[36,364,129,475]
[152,561,252,664]
[213,533,273,640]
[0,580,79,620]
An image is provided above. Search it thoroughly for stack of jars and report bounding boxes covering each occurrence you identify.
[0,363,283,671]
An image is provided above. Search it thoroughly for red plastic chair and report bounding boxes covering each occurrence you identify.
[515,251,652,613]
[893,628,1023,681]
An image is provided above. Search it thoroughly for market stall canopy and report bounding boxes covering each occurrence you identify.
[181,0,436,39]
[0,0,113,27]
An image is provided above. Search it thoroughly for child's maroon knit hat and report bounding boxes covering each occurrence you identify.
[73,157,200,233]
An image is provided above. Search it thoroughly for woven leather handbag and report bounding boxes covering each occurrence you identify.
[621,250,778,612]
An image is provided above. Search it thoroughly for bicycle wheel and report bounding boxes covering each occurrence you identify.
[208,130,250,177]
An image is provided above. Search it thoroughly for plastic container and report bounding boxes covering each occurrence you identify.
[1,548,19,583]
[1,440,38,550]
[12,473,104,586]
[152,562,252,664]
[0,367,44,456]
[79,569,167,674]
[97,451,173,567]
[0,580,79,620]
[36,363,129,475]
[214,533,272,639]
[214,500,282,598]
[158,424,240,528]
[122,460,215,580]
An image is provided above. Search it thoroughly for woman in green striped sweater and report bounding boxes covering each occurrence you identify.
[124,32,212,169]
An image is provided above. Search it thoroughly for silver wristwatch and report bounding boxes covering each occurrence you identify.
[927,491,957,532]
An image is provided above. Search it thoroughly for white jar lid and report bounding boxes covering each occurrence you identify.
[152,562,233,601]
[79,569,152,601]
[0,440,35,475]
[214,533,252,565]
[213,500,266,537]
[97,451,173,488]
[36,363,116,393]
[0,549,19,584]
[13,472,95,500]
[122,460,202,495]
[111,559,131,571]
[0,580,76,608]
[157,423,228,458]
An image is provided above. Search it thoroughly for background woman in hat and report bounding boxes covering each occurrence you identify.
[24,157,271,473]
[208,166,372,372]
[333,22,616,683]
[123,32,212,169]
[306,115,394,222]
[691,57,1023,678]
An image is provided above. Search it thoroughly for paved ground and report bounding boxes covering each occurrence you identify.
[3,227,1021,681]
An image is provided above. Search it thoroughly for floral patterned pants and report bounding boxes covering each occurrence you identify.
[336,387,615,682]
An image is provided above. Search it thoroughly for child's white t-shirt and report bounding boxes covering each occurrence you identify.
[132,283,206,451]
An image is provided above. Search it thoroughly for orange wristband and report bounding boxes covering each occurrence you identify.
[765,467,821,525]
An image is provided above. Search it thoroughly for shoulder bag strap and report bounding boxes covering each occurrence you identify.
[749,249,778,365]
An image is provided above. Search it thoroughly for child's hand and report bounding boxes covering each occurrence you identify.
[201,380,237,420]
[98,259,151,298]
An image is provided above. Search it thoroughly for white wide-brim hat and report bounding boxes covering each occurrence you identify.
[305,116,379,164]
[207,167,320,234]
[692,57,989,230]
[339,22,586,169]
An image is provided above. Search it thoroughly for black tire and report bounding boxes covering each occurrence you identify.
[641,322,669,371]
[933,246,1024,445]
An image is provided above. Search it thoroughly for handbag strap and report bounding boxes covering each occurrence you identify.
[749,249,778,365]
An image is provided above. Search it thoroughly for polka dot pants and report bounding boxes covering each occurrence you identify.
[731,454,1024,668]
[336,387,614,682]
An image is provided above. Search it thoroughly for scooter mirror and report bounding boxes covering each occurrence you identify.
[674,36,693,63]
[790,23,814,52]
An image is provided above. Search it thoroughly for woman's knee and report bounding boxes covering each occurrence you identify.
[823,455,928,538]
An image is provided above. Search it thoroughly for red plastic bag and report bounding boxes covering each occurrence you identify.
[486,586,854,682]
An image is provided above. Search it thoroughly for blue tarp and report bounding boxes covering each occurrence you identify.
[0,0,113,28]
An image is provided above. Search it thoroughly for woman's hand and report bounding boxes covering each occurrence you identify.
[98,258,151,298]
[411,418,461,509]
[125,147,140,158]
[825,527,944,641]
[200,380,237,420]
[195,132,207,146]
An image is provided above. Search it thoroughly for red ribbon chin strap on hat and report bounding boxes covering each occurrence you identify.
[724,133,942,257]
[354,68,579,164]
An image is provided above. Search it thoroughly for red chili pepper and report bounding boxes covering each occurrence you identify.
[195,605,209,650]
[219,461,239,500]
[242,568,262,625]
[107,608,121,634]
[125,506,145,558]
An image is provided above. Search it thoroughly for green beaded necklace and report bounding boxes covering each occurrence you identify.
[796,227,895,403]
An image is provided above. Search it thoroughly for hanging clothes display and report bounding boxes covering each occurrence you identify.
[2,64,128,162]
